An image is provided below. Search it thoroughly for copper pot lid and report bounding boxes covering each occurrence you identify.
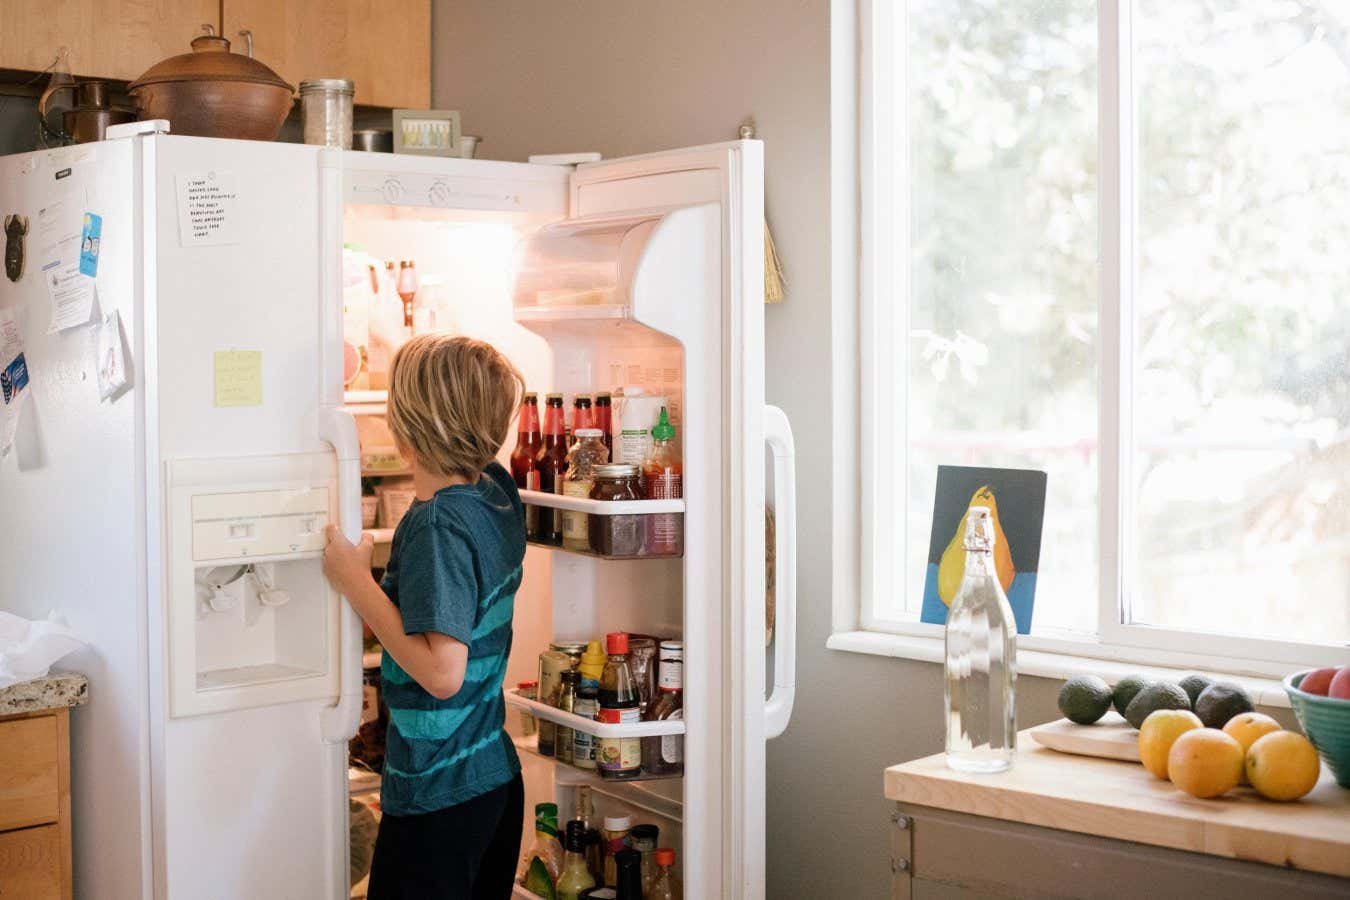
[129,32,294,93]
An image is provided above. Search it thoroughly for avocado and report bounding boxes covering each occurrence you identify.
[1178,674,1214,708]
[1058,675,1114,725]
[1193,682,1254,728]
[1112,674,1152,715]
[1123,681,1191,729]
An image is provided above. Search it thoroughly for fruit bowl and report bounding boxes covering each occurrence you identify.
[1284,670,1350,788]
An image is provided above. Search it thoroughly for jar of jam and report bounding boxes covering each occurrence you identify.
[589,463,644,557]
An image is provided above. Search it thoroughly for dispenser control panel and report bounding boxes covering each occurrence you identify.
[191,487,330,562]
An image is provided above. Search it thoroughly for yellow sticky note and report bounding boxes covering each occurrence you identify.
[214,350,263,407]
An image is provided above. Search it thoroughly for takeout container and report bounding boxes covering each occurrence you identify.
[1284,670,1350,788]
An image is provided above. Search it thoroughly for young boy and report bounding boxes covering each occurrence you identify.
[323,334,527,899]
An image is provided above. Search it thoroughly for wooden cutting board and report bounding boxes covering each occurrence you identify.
[1029,712,1141,762]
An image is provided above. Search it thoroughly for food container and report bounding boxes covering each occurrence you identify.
[589,464,644,556]
[353,129,393,152]
[375,482,417,529]
[516,680,539,737]
[360,495,379,529]
[1284,670,1350,787]
[299,78,354,148]
[128,29,294,141]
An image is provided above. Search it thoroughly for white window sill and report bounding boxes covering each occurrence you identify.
[826,630,1293,710]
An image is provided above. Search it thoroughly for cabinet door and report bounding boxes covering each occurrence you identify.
[0,0,217,82]
[222,0,430,108]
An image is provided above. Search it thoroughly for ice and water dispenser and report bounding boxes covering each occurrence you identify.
[165,453,341,717]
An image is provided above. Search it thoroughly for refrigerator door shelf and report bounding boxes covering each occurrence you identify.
[511,734,683,786]
[504,688,685,738]
[518,489,684,515]
[514,302,630,323]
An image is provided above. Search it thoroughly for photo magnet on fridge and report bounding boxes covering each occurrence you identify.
[920,465,1047,635]
[79,213,102,277]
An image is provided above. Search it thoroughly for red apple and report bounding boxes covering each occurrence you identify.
[1330,667,1350,701]
[1301,667,1338,696]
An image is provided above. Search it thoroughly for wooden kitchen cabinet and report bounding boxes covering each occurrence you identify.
[0,708,72,900]
[0,0,217,83]
[221,0,431,108]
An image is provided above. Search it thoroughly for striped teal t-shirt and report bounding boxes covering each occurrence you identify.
[378,462,524,816]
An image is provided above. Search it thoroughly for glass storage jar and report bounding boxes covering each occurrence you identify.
[589,463,644,557]
[299,78,354,148]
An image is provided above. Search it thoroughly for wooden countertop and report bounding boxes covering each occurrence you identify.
[0,672,88,717]
[885,732,1350,879]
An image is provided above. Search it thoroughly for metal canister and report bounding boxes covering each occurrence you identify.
[537,649,573,756]
[299,78,354,148]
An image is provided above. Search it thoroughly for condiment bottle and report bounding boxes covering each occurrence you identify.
[572,685,599,770]
[648,848,681,900]
[516,680,538,737]
[601,815,632,887]
[588,464,644,557]
[573,786,604,885]
[520,802,563,891]
[578,639,607,688]
[626,636,658,716]
[396,260,418,331]
[554,668,580,765]
[535,393,569,544]
[630,824,659,894]
[512,393,543,539]
[557,820,597,900]
[594,391,614,457]
[613,849,644,900]
[597,632,642,781]
[642,641,684,777]
[642,407,684,556]
[561,428,609,552]
[572,394,595,432]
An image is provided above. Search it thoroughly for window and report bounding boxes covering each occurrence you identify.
[860,0,1350,671]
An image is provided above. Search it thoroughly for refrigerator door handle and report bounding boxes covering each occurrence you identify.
[764,404,797,740]
[319,405,365,743]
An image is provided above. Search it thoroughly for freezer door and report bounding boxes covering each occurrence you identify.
[145,135,355,900]
[569,141,769,900]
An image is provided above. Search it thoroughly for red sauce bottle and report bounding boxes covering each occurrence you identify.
[535,393,569,544]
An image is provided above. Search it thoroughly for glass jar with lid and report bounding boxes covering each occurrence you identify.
[561,428,609,552]
[589,463,644,557]
[299,78,354,148]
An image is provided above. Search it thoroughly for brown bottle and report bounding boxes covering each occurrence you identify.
[511,393,543,539]
[535,393,568,544]
[594,391,614,457]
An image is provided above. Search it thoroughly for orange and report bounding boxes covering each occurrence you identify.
[1246,731,1321,801]
[1222,712,1282,783]
[1167,728,1244,798]
[1138,709,1203,779]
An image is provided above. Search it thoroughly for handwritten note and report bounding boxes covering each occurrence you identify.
[213,350,262,407]
[177,172,240,247]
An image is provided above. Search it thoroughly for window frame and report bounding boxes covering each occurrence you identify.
[851,0,1349,676]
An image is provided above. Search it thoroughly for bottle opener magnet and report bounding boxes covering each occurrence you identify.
[4,215,28,282]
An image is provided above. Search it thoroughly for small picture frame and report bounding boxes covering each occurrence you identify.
[392,109,462,157]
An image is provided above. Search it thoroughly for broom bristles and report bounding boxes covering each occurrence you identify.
[764,221,786,304]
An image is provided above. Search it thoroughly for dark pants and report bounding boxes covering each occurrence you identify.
[367,773,525,900]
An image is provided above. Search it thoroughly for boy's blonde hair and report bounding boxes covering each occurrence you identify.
[386,334,525,478]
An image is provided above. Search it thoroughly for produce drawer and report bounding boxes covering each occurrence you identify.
[0,714,60,832]
[0,823,62,900]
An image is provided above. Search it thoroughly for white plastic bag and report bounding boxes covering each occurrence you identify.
[0,611,86,690]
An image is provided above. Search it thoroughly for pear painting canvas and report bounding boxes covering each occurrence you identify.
[920,465,1047,635]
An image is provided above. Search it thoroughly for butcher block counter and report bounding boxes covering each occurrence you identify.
[0,672,88,900]
[884,731,1350,899]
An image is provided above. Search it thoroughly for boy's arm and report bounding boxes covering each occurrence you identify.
[323,526,469,700]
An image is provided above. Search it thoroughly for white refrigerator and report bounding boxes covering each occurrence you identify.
[0,132,796,900]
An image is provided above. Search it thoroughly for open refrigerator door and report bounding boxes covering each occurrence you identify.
[340,140,790,900]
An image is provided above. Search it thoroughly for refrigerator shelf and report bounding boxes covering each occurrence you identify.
[512,734,683,787]
[514,303,630,323]
[505,689,685,738]
[518,489,684,515]
[344,390,388,407]
[524,538,682,561]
